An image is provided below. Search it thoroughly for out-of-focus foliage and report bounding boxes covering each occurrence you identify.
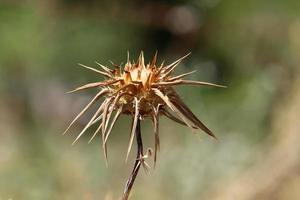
[0,0,299,199]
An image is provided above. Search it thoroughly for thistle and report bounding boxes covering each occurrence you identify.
[64,52,225,200]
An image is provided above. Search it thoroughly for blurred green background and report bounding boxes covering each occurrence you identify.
[1,0,300,199]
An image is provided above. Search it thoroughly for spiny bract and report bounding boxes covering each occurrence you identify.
[64,52,225,165]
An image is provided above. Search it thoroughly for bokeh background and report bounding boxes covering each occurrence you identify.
[1,0,300,199]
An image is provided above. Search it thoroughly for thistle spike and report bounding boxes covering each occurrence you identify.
[151,51,158,66]
[64,52,225,200]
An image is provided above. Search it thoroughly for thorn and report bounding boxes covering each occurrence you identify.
[151,50,158,66]
[127,51,130,64]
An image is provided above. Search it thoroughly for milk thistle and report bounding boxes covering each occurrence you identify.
[64,52,225,200]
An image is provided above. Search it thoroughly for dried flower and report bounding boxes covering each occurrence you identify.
[64,52,225,199]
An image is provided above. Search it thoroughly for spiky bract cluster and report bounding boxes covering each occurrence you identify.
[64,52,225,165]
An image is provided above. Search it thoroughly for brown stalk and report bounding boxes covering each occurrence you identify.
[122,117,143,200]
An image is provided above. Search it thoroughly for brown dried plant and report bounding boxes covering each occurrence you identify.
[64,52,225,200]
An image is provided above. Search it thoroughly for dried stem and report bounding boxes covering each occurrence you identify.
[122,116,143,200]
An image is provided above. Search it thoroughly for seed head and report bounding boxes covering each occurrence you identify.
[64,51,225,165]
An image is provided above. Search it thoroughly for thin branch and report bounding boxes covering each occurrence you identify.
[78,63,112,78]
[126,97,140,162]
[161,53,191,73]
[63,89,108,135]
[151,105,160,167]
[72,100,106,145]
[152,80,226,88]
[95,61,113,74]
[88,122,102,144]
[167,70,197,81]
[122,117,143,200]
[104,106,122,144]
[162,108,198,129]
[67,79,119,93]
[102,98,114,166]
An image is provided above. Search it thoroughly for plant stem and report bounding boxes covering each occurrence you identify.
[122,117,143,200]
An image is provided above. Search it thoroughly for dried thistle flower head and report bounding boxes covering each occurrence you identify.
[64,52,225,164]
